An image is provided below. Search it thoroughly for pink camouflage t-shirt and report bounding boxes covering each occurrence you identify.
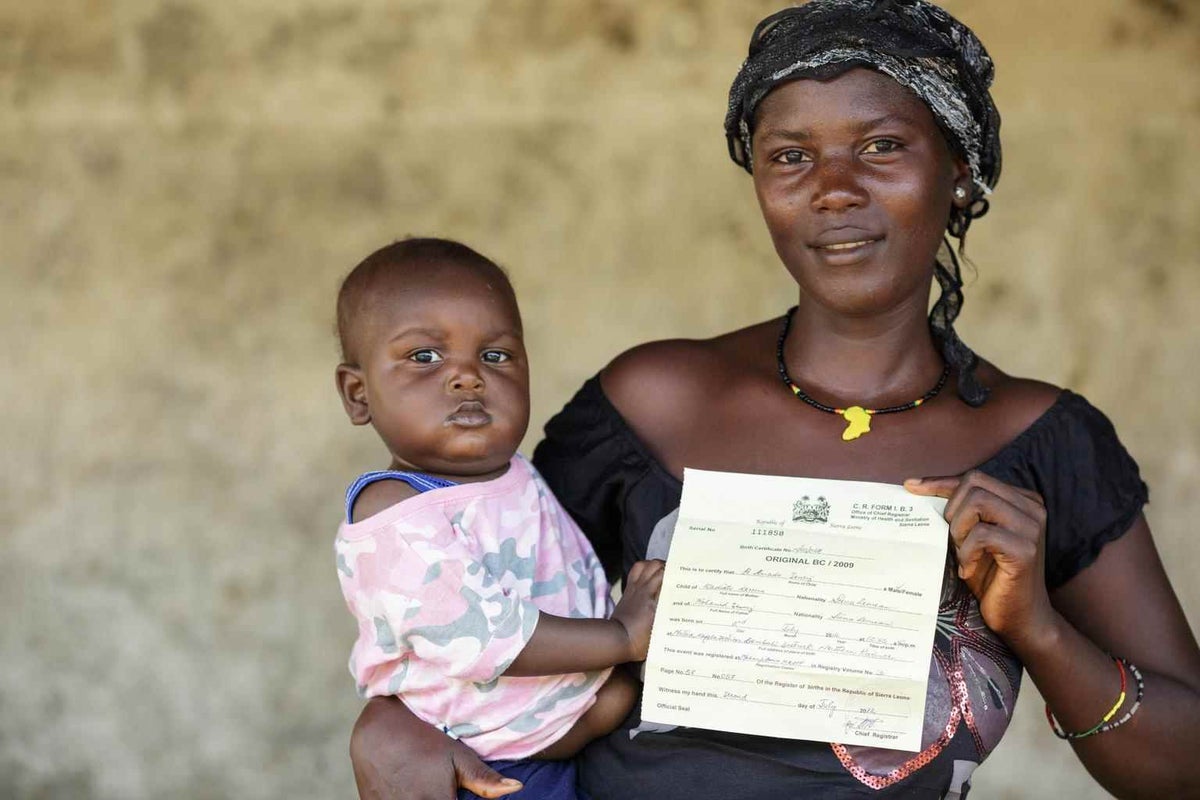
[335,455,613,760]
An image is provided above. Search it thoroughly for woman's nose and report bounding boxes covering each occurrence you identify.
[810,157,868,212]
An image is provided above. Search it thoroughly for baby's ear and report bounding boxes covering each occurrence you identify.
[335,364,371,425]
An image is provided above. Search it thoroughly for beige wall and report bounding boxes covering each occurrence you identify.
[2,1,1197,798]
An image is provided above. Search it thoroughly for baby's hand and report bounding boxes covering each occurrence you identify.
[611,559,665,662]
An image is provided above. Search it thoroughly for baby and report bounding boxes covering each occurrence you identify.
[332,238,662,800]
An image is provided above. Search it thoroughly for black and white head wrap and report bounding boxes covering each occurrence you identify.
[726,0,1001,406]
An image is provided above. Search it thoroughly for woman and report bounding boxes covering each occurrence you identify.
[350,2,1200,797]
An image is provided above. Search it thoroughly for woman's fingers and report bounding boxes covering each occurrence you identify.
[905,470,1037,503]
[943,473,1041,522]
[348,696,521,800]
[955,521,1037,581]
[907,471,1046,586]
[453,746,523,798]
[906,470,1046,524]
[903,474,960,497]
[909,473,1052,641]
[946,488,1037,547]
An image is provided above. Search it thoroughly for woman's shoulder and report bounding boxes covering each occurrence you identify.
[603,319,778,389]
[972,361,1142,482]
[599,320,779,445]
[600,337,723,413]
[973,360,1066,446]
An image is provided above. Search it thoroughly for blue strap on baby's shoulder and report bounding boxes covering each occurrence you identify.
[344,470,458,522]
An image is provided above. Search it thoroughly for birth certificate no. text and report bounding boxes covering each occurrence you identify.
[641,469,949,751]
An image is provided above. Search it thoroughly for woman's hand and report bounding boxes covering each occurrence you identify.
[350,696,523,800]
[907,475,1200,797]
[905,471,1058,649]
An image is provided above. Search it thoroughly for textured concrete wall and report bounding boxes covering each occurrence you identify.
[2,1,1197,798]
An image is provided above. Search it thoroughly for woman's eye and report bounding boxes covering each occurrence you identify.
[481,350,510,364]
[863,139,902,155]
[409,349,443,364]
[774,149,810,165]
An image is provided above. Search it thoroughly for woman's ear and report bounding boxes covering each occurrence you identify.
[335,364,371,425]
[951,159,973,209]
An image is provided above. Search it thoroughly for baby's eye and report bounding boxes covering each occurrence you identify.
[863,139,902,155]
[774,149,810,165]
[409,349,443,364]
[481,350,510,364]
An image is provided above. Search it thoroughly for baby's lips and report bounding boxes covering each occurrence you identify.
[446,400,492,427]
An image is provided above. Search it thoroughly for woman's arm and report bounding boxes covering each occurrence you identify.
[350,697,522,800]
[908,474,1200,799]
[1035,517,1200,797]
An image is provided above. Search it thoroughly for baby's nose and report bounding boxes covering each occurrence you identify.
[448,369,484,393]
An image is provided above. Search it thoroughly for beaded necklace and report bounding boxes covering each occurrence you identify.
[775,306,950,442]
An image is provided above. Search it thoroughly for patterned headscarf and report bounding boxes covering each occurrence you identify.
[725,0,1001,195]
[726,0,1001,406]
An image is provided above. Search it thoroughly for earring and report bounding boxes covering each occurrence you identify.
[954,186,968,201]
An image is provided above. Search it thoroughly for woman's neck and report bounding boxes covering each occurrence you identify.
[781,294,944,408]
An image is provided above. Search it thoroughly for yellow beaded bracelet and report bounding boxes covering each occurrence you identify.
[1045,655,1127,740]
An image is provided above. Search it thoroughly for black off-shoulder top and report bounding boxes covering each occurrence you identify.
[531,375,1148,800]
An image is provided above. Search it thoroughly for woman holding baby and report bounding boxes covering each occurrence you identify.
[347,2,1200,797]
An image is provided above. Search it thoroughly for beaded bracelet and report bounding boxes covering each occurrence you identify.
[1045,655,1135,740]
[1097,659,1144,735]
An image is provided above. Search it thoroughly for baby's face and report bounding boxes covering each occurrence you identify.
[354,266,529,479]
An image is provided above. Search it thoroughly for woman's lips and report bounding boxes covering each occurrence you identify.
[446,401,491,427]
[818,239,877,250]
[810,237,882,264]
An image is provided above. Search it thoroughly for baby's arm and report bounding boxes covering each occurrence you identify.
[502,558,665,676]
[349,479,419,523]
[347,479,661,677]
[511,560,664,760]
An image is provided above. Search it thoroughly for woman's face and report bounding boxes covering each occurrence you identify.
[750,68,969,318]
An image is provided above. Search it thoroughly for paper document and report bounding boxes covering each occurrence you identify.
[642,468,948,751]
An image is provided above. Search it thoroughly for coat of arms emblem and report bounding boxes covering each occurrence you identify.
[792,495,830,524]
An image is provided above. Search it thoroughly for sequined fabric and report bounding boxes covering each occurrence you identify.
[831,552,1021,792]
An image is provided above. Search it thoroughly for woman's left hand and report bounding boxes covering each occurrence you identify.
[905,471,1058,649]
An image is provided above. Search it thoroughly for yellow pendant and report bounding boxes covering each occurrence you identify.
[841,406,872,441]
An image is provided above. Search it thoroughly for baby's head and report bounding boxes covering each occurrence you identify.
[335,238,529,480]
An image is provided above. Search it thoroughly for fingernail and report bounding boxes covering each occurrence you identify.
[904,478,922,487]
[501,779,523,787]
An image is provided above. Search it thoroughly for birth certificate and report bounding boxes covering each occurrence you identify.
[641,468,949,751]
